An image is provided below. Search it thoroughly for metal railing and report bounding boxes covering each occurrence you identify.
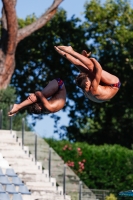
[22,118,25,149]
[35,134,37,164]
[0,109,3,129]
[19,118,98,200]
[0,111,109,200]
[48,147,51,181]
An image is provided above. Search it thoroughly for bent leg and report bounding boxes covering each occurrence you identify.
[90,58,119,84]
[41,79,59,98]
[54,46,90,73]
[8,96,35,116]
[57,46,94,72]
[100,70,119,84]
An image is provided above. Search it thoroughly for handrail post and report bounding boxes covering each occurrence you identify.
[22,118,25,149]
[35,134,37,164]
[79,181,82,200]
[48,147,51,181]
[9,105,12,134]
[10,116,12,134]
[63,164,66,199]
[0,109,3,129]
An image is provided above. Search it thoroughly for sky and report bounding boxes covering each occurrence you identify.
[16,0,86,20]
[2,0,133,139]
[15,0,88,139]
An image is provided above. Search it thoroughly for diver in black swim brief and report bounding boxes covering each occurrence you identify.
[8,78,66,116]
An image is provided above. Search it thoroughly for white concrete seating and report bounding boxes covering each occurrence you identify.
[6,168,17,177]
[0,158,10,168]
[6,184,18,194]
[0,167,32,200]
[0,153,3,159]
[12,177,24,186]
[0,130,71,200]
[0,167,5,176]
[0,183,5,192]
[0,175,11,185]
[0,192,10,200]
[15,130,97,200]
[12,193,23,200]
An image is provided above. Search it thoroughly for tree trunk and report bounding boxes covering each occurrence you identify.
[0,0,63,89]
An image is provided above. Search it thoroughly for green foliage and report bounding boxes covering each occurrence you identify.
[65,0,133,148]
[18,14,36,28]
[10,1,133,147]
[0,86,16,107]
[0,86,32,131]
[106,193,117,200]
[46,138,133,195]
[78,0,133,148]
[0,86,16,129]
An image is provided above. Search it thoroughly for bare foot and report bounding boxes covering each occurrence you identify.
[8,104,20,116]
[57,46,74,54]
[54,46,67,57]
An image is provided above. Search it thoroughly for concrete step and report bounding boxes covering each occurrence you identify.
[0,149,29,158]
[4,194,34,200]
[5,157,35,164]
[20,175,54,183]
[0,144,25,150]
[26,181,56,190]
[0,130,72,200]
[0,131,16,137]
[12,166,42,174]
[18,170,49,181]
[0,139,17,144]
[31,193,70,200]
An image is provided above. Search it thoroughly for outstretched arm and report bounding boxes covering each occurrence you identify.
[54,46,90,73]
[56,46,95,72]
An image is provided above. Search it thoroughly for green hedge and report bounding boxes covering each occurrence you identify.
[46,138,133,196]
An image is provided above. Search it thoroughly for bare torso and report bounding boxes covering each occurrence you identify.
[84,85,119,103]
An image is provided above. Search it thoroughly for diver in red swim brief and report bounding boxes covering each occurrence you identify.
[55,45,121,103]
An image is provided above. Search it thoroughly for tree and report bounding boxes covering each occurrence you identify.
[66,0,133,148]
[9,0,133,148]
[0,0,63,89]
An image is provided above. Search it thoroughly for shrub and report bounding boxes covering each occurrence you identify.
[46,138,133,195]
[105,193,117,200]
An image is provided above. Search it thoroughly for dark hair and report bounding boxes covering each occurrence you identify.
[27,103,43,114]
[75,73,90,90]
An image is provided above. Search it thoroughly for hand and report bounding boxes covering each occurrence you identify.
[82,50,91,57]
[28,93,37,103]
[35,91,43,98]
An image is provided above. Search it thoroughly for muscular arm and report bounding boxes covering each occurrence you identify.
[54,46,90,73]
[35,91,55,112]
[90,58,102,92]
